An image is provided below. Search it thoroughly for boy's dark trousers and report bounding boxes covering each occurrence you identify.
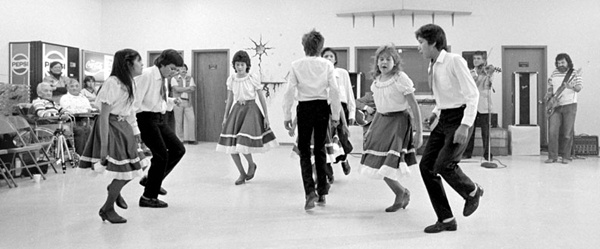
[137,111,186,199]
[419,106,477,221]
[297,100,330,196]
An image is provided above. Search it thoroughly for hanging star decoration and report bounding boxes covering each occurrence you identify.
[246,35,276,97]
[246,35,273,63]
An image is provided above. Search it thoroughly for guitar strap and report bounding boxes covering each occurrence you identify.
[554,68,574,97]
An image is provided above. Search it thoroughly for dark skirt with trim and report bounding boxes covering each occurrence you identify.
[79,115,144,180]
[216,101,278,154]
[359,111,417,180]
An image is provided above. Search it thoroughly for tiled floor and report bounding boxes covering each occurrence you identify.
[1,142,599,249]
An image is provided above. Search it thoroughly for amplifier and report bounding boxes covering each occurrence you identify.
[573,135,599,156]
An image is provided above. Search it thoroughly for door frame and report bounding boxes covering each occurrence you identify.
[147,50,184,67]
[191,49,230,142]
[328,47,349,70]
[501,45,548,145]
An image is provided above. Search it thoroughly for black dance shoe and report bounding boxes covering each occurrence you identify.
[317,195,326,206]
[304,193,318,210]
[246,164,257,181]
[139,196,168,208]
[139,177,167,195]
[108,186,128,209]
[463,183,484,217]
[99,208,127,224]
[424,219,457,233]
[341,160,351,175]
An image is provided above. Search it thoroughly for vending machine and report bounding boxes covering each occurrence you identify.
[9,41,79,99]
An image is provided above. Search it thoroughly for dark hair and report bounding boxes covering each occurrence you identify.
[301,29,325,56]
[183,64,188,71]
[555,53,574,68]
[110,49,141,102]
[415,24,447,51]
[371,44,403,78]
[473,51,487,60]
[153,49,184,68]
[320,47,337,66]
[82,76,96,90]
[232,50,251,73]
[49,61,63,69]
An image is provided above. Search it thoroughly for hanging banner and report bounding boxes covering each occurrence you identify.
[9,43,31,85]
[82,50,113,82]
[42,43,68,78]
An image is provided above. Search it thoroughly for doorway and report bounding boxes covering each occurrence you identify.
[501,46,547,146]
[355,46,431,97]
[329,47,349,70]
[147,50,184,67]
[192,50,229,142]
[355,47,377,98]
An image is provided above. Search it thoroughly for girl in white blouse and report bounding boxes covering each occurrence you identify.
[359,44,423,212]
[216,50,278,185]
[79,49,145,224]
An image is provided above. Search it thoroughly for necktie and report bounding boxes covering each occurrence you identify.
[161,78,167,101]
[428,61,434,90]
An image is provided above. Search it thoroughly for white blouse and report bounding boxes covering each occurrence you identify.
[226,73,262,101]
[371,71,415,113]
[96,76,139,134]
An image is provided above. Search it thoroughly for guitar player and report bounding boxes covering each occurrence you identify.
[545,53,583,164]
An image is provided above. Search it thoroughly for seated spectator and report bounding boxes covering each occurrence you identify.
[32,82,82,153]
[59,80,94,155]
[81,76,97,102]
[32,82,69,118]
[60,79,95,114]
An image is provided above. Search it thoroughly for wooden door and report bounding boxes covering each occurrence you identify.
[355,47,377,98]
[502,46,547,146]
[193,50,229,142]
[356,46,430,97]
[397,46,430,95]
[330,47,349,70]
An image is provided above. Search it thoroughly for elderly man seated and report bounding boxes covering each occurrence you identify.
[32,82,86,155]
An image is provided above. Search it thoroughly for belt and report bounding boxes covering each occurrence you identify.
[181,98,189,100]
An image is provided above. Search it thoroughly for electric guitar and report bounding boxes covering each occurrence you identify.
[546,68,581,116]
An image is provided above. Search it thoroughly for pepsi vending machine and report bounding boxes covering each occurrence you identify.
[9,41,79,99]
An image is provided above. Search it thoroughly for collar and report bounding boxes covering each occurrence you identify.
[151,66,163,81]
[38,97,54,103]
[434,49,448,65]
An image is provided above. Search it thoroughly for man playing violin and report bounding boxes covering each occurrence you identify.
[545,53,582,164]
[464,51,498,161]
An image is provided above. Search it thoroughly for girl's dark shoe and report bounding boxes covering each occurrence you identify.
[108,186,128,209]
[99,208,127,224]
[246,164,257,181]
[235,175,246,185]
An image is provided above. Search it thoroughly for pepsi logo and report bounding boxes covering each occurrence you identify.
[44,50,66,68]
[11,53,29,75]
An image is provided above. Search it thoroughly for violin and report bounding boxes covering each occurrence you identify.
[485,65,502,73]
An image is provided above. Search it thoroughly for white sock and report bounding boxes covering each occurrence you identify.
[443,217,455,223]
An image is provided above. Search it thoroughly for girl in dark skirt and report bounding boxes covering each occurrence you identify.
[79,49,144,223]
[359,44,423,212]
[216,50,278,185]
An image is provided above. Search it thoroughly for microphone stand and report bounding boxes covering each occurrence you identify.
[481,71,498,168]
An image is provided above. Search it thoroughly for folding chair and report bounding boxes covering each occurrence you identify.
[0,116,47,181]
[0,150,16,188]
[7,115,58,174]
